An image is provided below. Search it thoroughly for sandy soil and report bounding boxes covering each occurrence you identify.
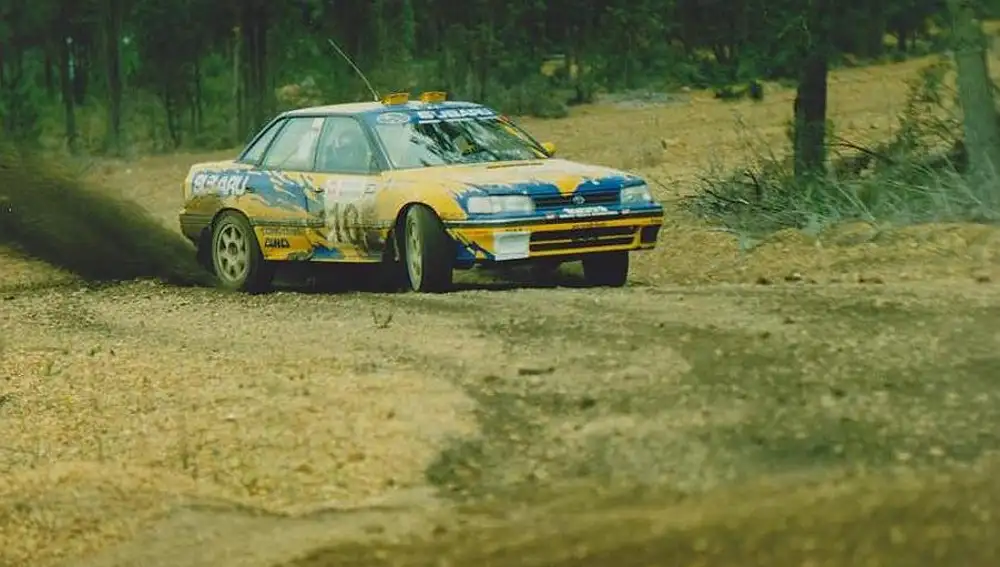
[2,53,1000,566]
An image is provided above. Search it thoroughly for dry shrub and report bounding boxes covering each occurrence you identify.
[276,77,326,111]
[0,146,213,286]
[684,58,1000,235]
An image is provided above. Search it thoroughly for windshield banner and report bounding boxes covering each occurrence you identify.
[375,107,498,125]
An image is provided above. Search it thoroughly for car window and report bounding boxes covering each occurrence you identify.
[239,119,284,164]
[368,112,545,170]
[260,116,325,171]
[315,116,376,174]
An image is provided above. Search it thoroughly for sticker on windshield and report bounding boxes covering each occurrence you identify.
[415,107,496,123]
[377,112,410,124]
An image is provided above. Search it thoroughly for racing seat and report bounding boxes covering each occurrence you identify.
[321,129,371,173]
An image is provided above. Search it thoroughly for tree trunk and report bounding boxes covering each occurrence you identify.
[44,43,56,98]
[164,87,181,148]
[239,1,270,140]
[233,25,244,143]
[793,0,831,180]
[70,40,88,104]
[193,57,202,136]
[58,35,78,153]
[948,0,1000,186]
[103,0,124,155]
[863,7,886,58]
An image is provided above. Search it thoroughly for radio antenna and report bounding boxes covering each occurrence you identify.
[326,38,380,102]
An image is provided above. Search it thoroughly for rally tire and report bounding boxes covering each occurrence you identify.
[210,211,275,293]
[402,205,453,293]
[582,251,629,287]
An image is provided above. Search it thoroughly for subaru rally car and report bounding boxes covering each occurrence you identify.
[178,91,664,293]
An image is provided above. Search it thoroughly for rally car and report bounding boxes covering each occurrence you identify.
[178,91,664,293]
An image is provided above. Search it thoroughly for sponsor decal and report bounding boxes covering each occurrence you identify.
[323,178,367,200]
[191,171,249,197]
[376,112,410,124]
[414,107,496,123]
[261,226,305,236]
[558,205,612,218]
[263,237,290,248]
[320,178,378,251]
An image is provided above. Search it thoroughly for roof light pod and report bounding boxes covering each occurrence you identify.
[419,91,447,103]
[381,92,410,105]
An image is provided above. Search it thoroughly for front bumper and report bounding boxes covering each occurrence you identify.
[444,208,664,264]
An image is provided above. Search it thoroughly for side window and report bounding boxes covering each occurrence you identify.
[239,119,284,164]
[260,116,325,171]
[315,116,377,174]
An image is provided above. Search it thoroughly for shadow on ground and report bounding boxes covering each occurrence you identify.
[288,456,1000,567]
[416,287,1000,505]
[274,261,596,294]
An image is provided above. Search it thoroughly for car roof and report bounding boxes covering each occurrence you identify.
[281,99,486,118]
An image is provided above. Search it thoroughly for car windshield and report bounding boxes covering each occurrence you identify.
[369,111,547,169]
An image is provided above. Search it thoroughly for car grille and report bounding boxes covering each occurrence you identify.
[530,226,637,252]
[532,190,619,209]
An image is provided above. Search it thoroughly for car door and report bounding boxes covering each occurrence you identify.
[304,115,385,262]
[249,115,326,260]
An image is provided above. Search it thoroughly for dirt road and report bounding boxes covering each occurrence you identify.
[3,272,999,566]
[2,54,1000,566]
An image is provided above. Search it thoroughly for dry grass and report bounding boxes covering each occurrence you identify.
[2,48,1000,567]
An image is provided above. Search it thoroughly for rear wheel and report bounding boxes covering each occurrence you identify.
[582,251,629,287]
[403,205,453,293]
[211,211,275,293]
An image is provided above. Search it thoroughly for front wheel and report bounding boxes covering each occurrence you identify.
[211,211,275,293]
[403,205,453,293]
[582,251,629,287]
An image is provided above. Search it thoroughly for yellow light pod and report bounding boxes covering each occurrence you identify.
[381,92,410,105]
[419,91,447,103]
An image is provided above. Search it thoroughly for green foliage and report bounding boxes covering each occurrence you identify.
[0,72,44,147]
[491,78,570,119]
[0,0,962,152]
[683,58,1000,235]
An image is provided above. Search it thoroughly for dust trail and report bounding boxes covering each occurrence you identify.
[0,147,213,286]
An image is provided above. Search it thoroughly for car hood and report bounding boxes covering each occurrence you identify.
[385,158,643,196]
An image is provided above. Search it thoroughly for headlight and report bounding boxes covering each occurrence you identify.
[466,195,535,214]
[620,184,653,205]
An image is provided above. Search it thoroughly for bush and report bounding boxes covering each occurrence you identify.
[0,76,43,147]
[488,76,570,119]
[682,58,1000,236]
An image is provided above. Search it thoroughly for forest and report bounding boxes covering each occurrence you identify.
[0,0,982,157]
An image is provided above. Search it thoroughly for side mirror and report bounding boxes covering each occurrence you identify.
[541,141,556,156]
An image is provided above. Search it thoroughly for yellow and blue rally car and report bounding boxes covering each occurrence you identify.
[178,91,664,293]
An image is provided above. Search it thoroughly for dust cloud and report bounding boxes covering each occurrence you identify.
[0,147,212,286]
